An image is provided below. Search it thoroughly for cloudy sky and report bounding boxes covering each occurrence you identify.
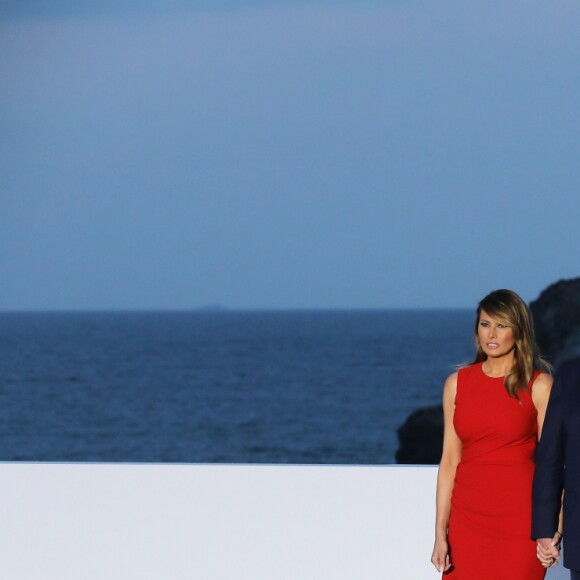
[1,0,579,310]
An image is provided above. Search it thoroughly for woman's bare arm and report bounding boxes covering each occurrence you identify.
[431,372,462,573]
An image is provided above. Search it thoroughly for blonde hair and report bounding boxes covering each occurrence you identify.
[472,289,550,398]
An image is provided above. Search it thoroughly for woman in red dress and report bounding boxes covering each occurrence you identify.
[431,289,556,578]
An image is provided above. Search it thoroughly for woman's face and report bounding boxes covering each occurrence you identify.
[477,309,516,358]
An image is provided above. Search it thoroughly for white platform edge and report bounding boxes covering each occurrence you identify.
[0,463,568,579]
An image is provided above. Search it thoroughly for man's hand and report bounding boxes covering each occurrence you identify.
[536,533,561,568]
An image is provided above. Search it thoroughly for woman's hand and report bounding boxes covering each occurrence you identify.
[431,537,452,574]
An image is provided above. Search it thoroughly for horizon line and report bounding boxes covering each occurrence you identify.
[0,305,475,314]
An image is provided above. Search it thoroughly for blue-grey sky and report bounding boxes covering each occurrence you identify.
[1,0,579,310]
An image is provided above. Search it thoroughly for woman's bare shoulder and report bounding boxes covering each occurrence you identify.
[531,371,553,395]
[443,372,458,396]
[445,371,459,384]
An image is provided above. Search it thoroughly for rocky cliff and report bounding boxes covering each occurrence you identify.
[530,277,580,366]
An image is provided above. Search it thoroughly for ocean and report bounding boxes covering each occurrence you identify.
[0,309,474,464]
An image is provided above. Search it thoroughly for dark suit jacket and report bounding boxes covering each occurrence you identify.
[532,356,580,571]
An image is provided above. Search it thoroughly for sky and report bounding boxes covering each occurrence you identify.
[1,0,579,310]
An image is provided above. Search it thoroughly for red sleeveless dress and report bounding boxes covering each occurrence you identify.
[446,363,546,579]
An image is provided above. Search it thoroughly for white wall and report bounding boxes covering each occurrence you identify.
[0,464,568,580]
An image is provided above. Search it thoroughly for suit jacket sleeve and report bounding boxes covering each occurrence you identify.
[531,369,566,539]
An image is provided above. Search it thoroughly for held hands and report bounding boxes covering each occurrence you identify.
[536,532,562,568]
[431,537,452,574]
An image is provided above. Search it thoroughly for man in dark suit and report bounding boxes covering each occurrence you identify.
[532,356,580,578]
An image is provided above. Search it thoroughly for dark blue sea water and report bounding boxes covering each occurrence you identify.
[0,310,474,464]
